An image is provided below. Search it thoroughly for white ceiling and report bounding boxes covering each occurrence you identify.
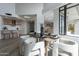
[43,3,62,13]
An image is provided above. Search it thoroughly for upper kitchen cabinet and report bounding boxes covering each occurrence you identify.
[0,3,15,16]
[3,18,16,25]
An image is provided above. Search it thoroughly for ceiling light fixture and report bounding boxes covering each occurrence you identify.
[24,16,31,18]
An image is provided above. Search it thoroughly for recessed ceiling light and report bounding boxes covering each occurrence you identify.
[24,16,31,18]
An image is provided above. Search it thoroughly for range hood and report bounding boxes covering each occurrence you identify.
[0,13,22,20]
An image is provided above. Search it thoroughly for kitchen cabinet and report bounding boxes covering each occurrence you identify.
[1,30,19,39]
[3,19,16,25]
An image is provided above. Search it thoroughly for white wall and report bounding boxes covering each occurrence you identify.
[52,9,59,35]
[0,3,15,15]
[36,13,44,33]
[0,16,3,30]
[0,16,3,39]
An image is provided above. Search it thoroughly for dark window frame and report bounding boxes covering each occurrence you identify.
[59,3,79,35]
